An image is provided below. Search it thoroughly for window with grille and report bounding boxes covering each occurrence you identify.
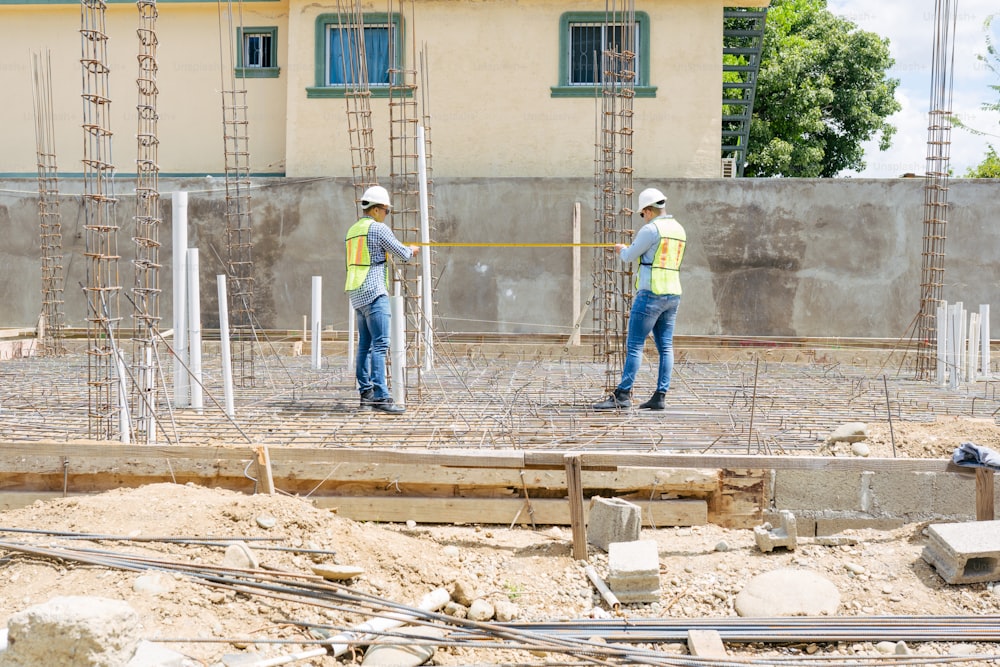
[236,27,279,78]
[552,12,656,98]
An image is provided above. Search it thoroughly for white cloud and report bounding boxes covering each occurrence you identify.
[826,0,1000,177]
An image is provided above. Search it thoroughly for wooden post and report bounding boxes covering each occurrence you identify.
[256,446,275,495]
[564,453,587,560]
[976,468,994,521]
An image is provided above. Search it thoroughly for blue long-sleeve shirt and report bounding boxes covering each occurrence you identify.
[619,215,675,292]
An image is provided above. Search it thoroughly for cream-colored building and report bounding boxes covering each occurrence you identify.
[1,0,766,179]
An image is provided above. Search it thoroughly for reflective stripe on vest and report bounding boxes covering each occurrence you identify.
[344,218,373,292]
[645,217,686,295]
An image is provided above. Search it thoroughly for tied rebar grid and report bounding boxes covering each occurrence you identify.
[2,349,996,451]
[80,0,123,440]
[132,0,162,444]
[387,0,429,393]
[915,0,958,381]
[592,0,637,390]
[31,50,67,356]
[218,1,256,388]
[337,0,379,208]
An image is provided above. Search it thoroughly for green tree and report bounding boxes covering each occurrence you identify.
[746,0,901,177]
[965,145,1000,178]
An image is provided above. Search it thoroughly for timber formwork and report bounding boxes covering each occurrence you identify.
[0,338,996,528]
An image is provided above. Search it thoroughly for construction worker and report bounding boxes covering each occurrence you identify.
[593,187,686,411]
[345,185,419,415]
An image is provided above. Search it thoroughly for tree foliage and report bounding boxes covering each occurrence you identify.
[965,145,1000,178]
[746,0,901,177]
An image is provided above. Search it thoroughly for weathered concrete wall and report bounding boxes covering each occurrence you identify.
[0,177,996,337]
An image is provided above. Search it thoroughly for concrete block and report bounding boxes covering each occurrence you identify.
[873,470,999,521]
[922,520,1000,584]
[687,629,727,658]
[608,540,659,578]
[753,509,797,552]
[608,540,660,602]
[815,516,905,535]
[587,496,642,552]
[774,470,863,511]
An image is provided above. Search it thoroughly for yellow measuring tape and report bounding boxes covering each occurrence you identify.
[413,242,617,248]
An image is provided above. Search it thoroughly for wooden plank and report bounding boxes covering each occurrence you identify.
[256,446,275,495]
[565,455,587,559]
[314,496,708,527]
[976,468,995,521]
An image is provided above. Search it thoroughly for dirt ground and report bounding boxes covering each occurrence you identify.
[0,416,999,666]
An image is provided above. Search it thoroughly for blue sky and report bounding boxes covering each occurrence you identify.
[826,0,1000,177]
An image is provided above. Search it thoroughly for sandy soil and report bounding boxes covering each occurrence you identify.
[0,416,998,666]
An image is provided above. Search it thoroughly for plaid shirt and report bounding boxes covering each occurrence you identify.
[348,218,413,309]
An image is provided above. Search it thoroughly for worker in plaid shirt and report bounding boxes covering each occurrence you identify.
[345,185,420,415]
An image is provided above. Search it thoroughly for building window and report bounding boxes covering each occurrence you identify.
[308,13,404,99]
[552,12,656,98]
[236,27,279,79]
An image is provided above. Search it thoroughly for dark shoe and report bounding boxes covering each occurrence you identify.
[370,397,405,415]
[359,389,375,409]
[639,391,666,410]
[592,388,631,410]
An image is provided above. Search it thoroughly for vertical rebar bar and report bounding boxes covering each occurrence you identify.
[80,0,122,440]
[218,0,256,387]
[133,0,162,443]
[31,49,67,357]
[915,0,957,380]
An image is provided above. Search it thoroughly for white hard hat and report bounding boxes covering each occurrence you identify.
[637,187,667,211]
[360,185,392,210]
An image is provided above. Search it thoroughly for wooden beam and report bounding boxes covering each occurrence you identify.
[976,468,995,521]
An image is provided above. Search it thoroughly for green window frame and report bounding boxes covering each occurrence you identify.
[551,11,656,98]
[236,27,279,79]
[307,12,405,99]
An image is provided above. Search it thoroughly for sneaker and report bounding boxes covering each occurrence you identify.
[592,389,631,410]
[359,389,375,409]
[639,391,666,410]
[370,397,405,415]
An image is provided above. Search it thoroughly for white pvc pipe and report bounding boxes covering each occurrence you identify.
[311,276,322,370]
[416,124,434,370]
[116,348,131,444]
[981,304,991,378]
[347,299,355,371]
[217,275,235,418]
[144,345,156,444]
[936,302,947,386]
[187,248,203,413]
[171,191,189,408]
[390,291,406,407]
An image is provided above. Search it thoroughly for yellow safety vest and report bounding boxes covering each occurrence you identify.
[345,218,375,292]
[645,217,686,296]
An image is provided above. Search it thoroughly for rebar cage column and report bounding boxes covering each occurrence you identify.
[80,0,122,440]
[133,0,162,442]
[31,50,67,357]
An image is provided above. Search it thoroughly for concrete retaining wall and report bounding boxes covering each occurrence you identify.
[1,177,996,337]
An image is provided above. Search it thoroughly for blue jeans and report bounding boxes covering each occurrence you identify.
[618,290,680,394]
[355,295,391,400]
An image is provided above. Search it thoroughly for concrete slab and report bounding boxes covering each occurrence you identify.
[922,520,1000,584]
